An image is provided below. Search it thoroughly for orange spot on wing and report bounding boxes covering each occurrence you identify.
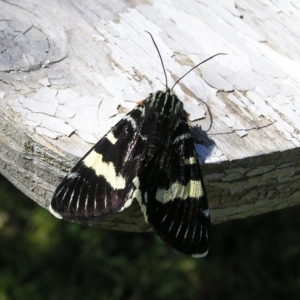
[184,110,191,124]
[136,100,144,106]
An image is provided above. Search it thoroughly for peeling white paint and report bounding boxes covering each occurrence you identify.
[39,115,74,136]
[22,96,57,115]
[56,89,80,105]
[184,102,206,121]
[2,0,300,161]
[0,91,6,99]
[55,106,75,119]
[38,78,51,87]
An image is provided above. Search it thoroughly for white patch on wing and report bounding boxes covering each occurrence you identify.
[83,150,126,189]
[139,106,145,116]
[132,177,141,202]
[155,180,203,203]
[85,193,89,210]
[140,203,148,222]
[172,133,191,144]
[69,190,75,209]
[132,177,148,222]
[168,221,175,233]
[53,186,63,199]
[183,226,189,242]
[49,205,63,219]
[94,184,98,210]
[184,157,196,165]
[192,248,209,258]
[119,198,133,212]
[76,183,84,211]
[124,115,137,129]
[144,192,148,203]
[175,221,183,237]
[106,132,118,144]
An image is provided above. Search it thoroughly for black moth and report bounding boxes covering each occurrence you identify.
[50,33,224,257]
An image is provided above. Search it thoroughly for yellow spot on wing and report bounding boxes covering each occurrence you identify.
[155,180,203,204]
[132,177,148,222]
[184,157,196,165]
[83,150,125,189]
[119,198,133,212]
[106,132,118,144]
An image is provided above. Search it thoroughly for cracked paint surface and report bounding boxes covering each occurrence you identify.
[1,0,300,161]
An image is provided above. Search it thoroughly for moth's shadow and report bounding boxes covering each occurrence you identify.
[190,125,216,164]
[189,96,217,163]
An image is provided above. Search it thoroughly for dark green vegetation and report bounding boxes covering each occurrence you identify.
[0,174,300,300]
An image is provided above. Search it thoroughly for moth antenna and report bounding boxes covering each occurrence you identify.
[145,31,168,89]
[171,53,227,91]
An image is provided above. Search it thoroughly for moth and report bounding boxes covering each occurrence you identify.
[50,33,225,257]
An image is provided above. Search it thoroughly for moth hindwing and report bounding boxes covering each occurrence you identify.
[50,89,210,258]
